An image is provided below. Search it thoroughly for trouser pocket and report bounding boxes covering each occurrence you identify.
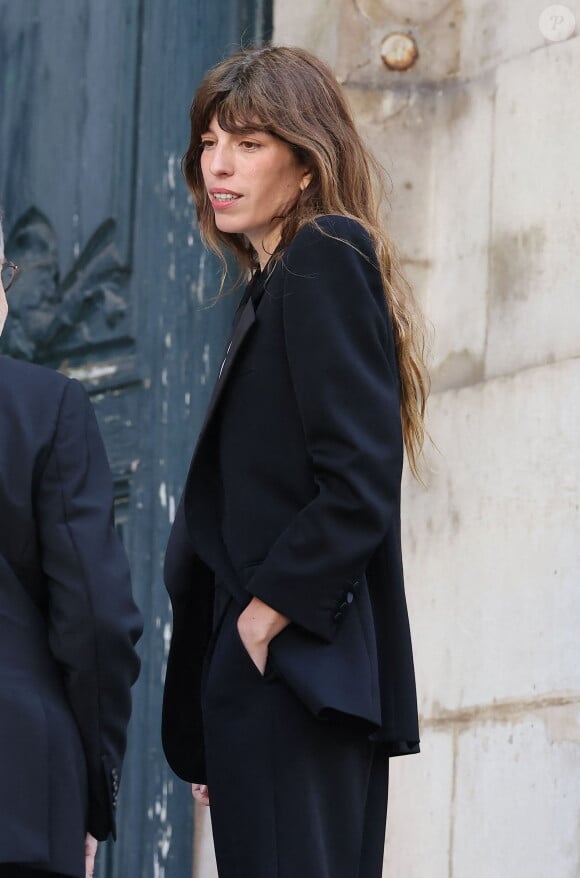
[233,616,272,679]
[203,599,273,714]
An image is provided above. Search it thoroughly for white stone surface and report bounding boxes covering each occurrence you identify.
[273,0,340,68]
[274,0,580,84]
[452,706,580,877]
[346,84,436,306]
[357,0,456,24]
[460,0,579,77]
[276,0,462,85]
[427,75,495,390]
[337,0,461,85]
[403,358,580,717]
[383,729,454,877]
[485,37,580,379]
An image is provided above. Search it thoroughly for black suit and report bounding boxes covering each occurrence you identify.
[162,216,420,877]
[0,356,142,878]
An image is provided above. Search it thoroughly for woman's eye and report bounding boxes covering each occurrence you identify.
[201,140,215,150]
[240,140,260,150]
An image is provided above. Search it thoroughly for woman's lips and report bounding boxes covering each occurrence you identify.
[209,189,242,210]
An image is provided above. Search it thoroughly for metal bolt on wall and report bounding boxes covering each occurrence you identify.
[380,32,419,71]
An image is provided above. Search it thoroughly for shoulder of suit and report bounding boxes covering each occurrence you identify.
[0,354,75,402]
[284,215,376,267]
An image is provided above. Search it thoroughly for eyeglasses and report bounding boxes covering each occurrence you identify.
[1,259,19,292]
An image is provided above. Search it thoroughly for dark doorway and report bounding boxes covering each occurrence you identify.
[0,1,271,874]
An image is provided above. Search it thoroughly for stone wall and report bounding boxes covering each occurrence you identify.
[192,3,580,874]
[274,2,580,876]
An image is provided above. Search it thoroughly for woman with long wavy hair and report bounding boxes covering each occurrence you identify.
[162,45,429,878]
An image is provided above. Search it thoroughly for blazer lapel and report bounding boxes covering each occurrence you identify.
[195,295,256,453]
[180,296,257,606]
[180,271,276,605]
[203,270,271,438]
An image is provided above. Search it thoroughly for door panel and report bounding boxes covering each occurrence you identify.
[0,1,271,875]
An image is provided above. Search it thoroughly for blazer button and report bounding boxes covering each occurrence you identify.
[346,591,354,604]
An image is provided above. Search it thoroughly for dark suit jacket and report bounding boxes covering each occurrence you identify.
[0,356,142,876]
[162,216,420,784]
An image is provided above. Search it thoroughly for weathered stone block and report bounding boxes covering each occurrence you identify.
[485,38,580,378]
[346,85,436,286]
[402,359,580,716]
[459,0,574,77]
[383,728,453,876]
[275,0,462,85]
[426,74,495,390]
[452,708,580,877]
[273,0,340,68]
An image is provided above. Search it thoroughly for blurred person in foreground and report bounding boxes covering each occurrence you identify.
[0,215,143,878]
[162,46,430,878]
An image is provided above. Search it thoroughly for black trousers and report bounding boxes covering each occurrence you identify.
[202,595,389,878]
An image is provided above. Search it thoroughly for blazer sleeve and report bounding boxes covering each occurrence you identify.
[245,217,404,643]
[35,378,143,840]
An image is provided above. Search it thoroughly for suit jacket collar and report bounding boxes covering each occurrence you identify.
[180,293,259,602]
[193,267,271,452]
[200,295,256,441]
[181,268,276,602]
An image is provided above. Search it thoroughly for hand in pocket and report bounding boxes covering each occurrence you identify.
[236,596,290,675]
[236,616,269,675]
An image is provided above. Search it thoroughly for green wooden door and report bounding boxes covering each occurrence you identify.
[0,2,271,875]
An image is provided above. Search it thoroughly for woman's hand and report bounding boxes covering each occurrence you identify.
[192,783,210,806]
[85,833,98,878]
[237,596,290,674]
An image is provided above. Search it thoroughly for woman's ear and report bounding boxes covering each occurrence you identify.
[299,170,313,192]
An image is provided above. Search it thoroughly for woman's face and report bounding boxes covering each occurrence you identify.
[200,115,311,267]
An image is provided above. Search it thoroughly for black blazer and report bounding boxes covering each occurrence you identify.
[162,216,420,783]
[0,356,142,876]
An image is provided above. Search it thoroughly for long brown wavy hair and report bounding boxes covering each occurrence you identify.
[183,46,430,480]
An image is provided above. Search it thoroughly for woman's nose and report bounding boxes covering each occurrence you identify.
[209,144,234,176]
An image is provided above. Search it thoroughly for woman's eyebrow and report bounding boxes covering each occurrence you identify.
[231,121,265,136]
[201,123,265,137]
